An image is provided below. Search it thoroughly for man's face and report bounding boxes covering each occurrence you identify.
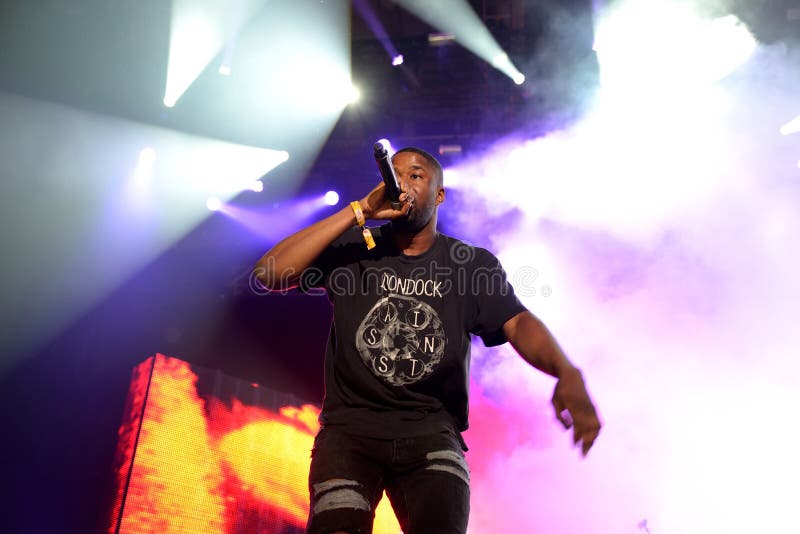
[391,151,445,232]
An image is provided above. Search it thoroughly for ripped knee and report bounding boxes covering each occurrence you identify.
[425,449,471,486]
[311,478,371,515]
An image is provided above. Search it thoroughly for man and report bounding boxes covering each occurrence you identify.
[254,147,601,534]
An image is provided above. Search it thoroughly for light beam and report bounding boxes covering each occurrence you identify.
[780,115,800,135]
[394,0,525,84]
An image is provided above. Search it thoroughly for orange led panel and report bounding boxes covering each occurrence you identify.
[107,354,402,534]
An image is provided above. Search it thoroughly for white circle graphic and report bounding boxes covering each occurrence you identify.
[356,295,446,386]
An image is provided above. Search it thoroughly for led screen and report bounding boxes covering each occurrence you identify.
[108,354,402,534]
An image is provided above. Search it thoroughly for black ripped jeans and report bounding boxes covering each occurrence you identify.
[305,426,470,534]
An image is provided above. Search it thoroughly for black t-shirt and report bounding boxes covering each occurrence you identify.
[300,223,527,440]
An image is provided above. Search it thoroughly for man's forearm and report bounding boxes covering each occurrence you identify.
[254,205,357,290]
[503,311,578,379]
[504,311,601,454]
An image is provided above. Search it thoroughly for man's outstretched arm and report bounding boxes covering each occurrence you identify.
[502,310,601,456]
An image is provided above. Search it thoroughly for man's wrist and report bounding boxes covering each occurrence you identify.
[555,362,581,381]
[357,198,373,220]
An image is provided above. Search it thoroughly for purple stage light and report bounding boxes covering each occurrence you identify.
[206,197,222,211]
[392,54,404,66]
[324,191,340,206]
[221,197,335,240]
[353,0,401,66]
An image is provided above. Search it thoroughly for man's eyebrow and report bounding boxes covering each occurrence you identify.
[408,164,426,171]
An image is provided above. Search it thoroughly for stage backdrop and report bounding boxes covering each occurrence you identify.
[107,354,402,534]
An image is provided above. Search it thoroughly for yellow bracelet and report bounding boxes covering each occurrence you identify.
[350,201,375,250]
[350,201,366,227]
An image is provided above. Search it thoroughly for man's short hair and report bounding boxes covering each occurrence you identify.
[393,147,444,187]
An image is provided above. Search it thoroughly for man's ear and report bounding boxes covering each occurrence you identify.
[435,186,445,205]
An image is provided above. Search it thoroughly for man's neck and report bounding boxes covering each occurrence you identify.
[391,222,438,257]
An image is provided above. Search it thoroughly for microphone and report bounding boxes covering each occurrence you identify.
[373,142,403,210]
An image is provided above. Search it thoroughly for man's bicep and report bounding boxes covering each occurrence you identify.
[501,310,530,344]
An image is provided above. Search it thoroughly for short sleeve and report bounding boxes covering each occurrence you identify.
[467,249,528,346]
[298,226,367,293]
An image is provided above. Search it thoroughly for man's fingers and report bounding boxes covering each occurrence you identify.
[581,430,598,456]
[552,373,601,456]
[578,426,600,456]
[574,415,601,456]
[553,397,572,429]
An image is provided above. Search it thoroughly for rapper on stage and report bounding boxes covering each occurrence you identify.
[254,147,601,534]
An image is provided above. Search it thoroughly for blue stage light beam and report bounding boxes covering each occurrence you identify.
[219,191,341,242]
[780,115,800,136]
[393,0,525,84]
[164,0,267,107]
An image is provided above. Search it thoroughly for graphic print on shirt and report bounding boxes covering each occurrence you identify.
[355,295,447,386]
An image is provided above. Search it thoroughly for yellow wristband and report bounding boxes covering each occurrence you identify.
[350,201,366,227]
[350,200,375,250]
